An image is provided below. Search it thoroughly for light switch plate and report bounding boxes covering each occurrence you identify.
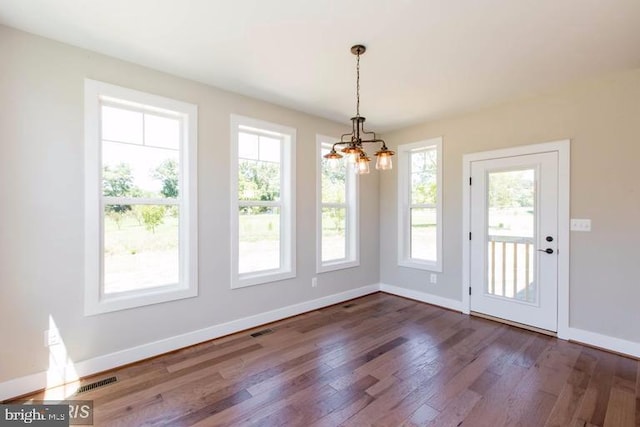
[570,218,591,232]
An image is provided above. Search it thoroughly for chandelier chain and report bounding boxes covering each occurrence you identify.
[356,50,360,117]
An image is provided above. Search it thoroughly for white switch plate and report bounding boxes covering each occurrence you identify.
[570,219,591,232]
[44,329,62,347]
[430,273,437,284]
[311,277,317,287]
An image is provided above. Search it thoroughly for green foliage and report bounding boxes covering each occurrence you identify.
[106,210,125,230]
[152,159,179,198]
[238,160,280,213]
[141,205,166,233]
[103,163,136,213]
[321,160,346,204]
[413,182,437,205]
[489,171,534,209]
[410,150,438,205]
[323,208,345,233]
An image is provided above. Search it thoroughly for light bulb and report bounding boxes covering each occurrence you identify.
[355,158,370,175]
[328,157,341,170]
[375,153,393,170]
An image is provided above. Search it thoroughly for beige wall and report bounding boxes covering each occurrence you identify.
[0,25,380,384]
[2,20,639,391]
[380,68,640,344]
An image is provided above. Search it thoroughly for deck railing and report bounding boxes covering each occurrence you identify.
[487,235,535,302]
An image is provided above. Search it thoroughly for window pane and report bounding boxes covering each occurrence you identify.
[259,136,281,162]
[239,207,280,274]
[144,113,180,150]
[487,169,536,303]
[103,204,179,294]
[410,149,437,205]
[101,106,143,144]
[488,169,535,238]
[238,159,280,201]
[102,141,179,198]
[410,207,437,261]
[322,207,346,261]
[321,157,346,204]
[238,132,259,160]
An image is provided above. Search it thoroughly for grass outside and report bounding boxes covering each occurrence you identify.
[104,211,179,293]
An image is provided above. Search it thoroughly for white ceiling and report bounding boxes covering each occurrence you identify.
[1,0,640,131]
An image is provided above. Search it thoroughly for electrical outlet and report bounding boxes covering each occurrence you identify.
[430,273,437,284]
[311,277,317,288]
[44,329,61,347]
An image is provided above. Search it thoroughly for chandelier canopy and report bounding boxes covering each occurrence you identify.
[324,45,394,174]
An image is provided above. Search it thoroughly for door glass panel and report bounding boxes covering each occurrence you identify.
[486,169,536,303]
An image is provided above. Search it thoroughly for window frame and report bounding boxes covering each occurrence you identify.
[230,114,296,289]
[84,79,198,315]
[316,135,359,273]
[397,137,443,272]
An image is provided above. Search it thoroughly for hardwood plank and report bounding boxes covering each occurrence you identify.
[10,293,638,426]
[424,389,482,427]
[636,361,640,427]
[463,362,530,426]
[574,349,618,426]
[545,350,598,427]
[603,387,636,427]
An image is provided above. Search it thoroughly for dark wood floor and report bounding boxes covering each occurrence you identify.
[19,293,640,426]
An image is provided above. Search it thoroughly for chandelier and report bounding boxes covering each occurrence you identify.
[324,45,394,175]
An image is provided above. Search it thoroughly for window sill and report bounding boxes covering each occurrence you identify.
[398,259,442,273]
[85,284,198,316]
[317,259,359,274]
[232,270,296,289]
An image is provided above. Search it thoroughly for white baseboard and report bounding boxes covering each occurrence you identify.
[0,284,379,402]
[379,283,463,312]
[567,327,640,359]
[4,283,638,401]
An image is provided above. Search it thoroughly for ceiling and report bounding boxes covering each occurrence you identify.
[1,0,640,131]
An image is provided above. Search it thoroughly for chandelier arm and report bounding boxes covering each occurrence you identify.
[338,132,353,143]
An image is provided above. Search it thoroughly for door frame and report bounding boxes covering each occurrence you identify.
[462,140,570,339]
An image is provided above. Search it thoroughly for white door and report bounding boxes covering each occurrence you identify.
[470,152,558,332]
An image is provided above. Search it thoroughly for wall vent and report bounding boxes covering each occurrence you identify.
[250,328,273,338]
[75,376,117,394]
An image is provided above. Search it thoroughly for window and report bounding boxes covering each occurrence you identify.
[231,115,296,288]
[316,135,359,272]
[398,137,443,271]
[84,79,198,315]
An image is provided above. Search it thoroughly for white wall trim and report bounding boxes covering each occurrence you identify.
[0,284,378,402]
[379,283,463,312]
[567,327,640,359]
[397,137,444,272]
[6,282,638,401]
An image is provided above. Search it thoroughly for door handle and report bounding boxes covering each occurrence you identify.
[537,248,554,254]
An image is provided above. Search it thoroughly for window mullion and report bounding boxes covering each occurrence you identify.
[103,196,179,205]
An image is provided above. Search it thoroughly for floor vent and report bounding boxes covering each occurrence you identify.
[75,376,117,394]
[250,328,273,338]
[343,303,356,308]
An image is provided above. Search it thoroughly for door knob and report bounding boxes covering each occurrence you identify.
[537,248,554,254]
[546,236,554,242]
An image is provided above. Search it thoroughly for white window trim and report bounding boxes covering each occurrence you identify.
[316,135,360,273]
[84,79,198,315]
[230,114,296,288]
[397,137,443,272]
